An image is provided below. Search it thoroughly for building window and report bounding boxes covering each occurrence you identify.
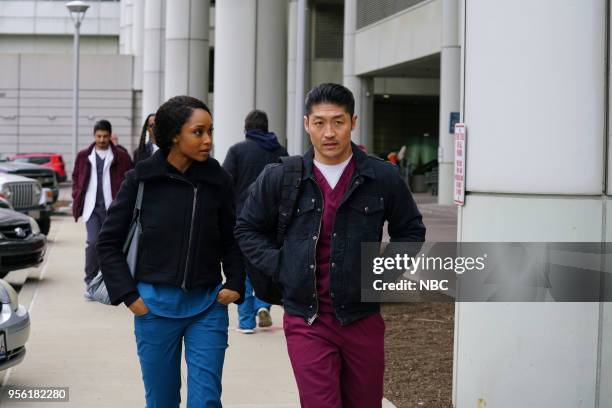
[314,3,344,60]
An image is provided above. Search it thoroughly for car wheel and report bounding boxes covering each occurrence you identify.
[37,217,51,236]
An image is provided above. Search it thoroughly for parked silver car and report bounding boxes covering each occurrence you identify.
[0,279,30,371]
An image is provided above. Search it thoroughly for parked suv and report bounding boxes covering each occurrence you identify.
[0,161,59,204]
[8,153,67,183]
[0,174,52,235]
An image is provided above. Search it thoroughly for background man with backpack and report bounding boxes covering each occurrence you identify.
[223,109,288,333]
[235,83,426,407]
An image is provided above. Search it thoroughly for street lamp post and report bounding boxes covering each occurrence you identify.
[66,1,89,173]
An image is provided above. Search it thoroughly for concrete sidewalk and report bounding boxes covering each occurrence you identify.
[411,193,458,242]
[0,217,300,407]
[0,217,400,407]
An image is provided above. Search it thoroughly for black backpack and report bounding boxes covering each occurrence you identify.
[246,155,303,305]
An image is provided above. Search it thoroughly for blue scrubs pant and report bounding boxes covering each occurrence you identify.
[134,301,229,408]
[237,277,271,330]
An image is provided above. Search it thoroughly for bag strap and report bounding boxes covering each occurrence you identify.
[122,181,144,253]
[133,181,145,217]
[276,156,303,245]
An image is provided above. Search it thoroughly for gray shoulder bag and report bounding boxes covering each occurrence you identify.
[87,181,144,305]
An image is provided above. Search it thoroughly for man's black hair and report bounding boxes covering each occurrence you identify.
[304,83,355,117]
[154,95,212,155]
[93,119,112,134]
[244,109,269,133]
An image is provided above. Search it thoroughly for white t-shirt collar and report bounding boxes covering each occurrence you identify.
[313,155,353,190]
[95,148,109,160]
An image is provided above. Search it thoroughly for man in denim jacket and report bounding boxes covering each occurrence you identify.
[235,83,426,408]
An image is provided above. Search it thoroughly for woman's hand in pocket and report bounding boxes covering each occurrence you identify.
[216,289,240,305]
[128,297,150,316]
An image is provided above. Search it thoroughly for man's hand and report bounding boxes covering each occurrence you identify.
[216,289,240,305]
[128,297,149,316]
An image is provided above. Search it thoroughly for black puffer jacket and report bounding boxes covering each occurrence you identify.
[97,150,245,306]
[222,135,288,214]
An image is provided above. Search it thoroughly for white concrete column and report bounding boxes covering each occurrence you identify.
[289,0,307,155]
[164,0,210,102]
[119,0,133,54]
[343,0,367,146]
[213,1,256,162]
[256,0,288,146]
[359,77,374,152]
[438,0,461,205]
[214,0,288,162]
[131,0,144,90]
[455,0,607,406]
[286,0,298,153]
[142,0,165,120]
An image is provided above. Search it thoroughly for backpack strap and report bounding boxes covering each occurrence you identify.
[276,156,303,245]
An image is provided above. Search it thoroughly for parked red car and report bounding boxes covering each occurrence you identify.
[8,153,67,182]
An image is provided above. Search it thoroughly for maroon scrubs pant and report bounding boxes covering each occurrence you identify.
[283,312,385,408]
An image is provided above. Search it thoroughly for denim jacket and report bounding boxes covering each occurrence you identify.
[235,143,426,325]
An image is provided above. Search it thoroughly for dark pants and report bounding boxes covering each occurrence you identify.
[85,207,106,284]
[283,312,385,408]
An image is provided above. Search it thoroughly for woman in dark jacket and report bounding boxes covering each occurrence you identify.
[133,113,157,165]
[97,96,244,408]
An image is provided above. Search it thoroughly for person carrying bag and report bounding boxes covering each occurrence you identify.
[96,95,245,408]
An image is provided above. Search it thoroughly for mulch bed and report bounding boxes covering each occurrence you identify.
[382,301,455,408]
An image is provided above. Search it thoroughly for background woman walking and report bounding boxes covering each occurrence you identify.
[97,96,244,407]
[133,113,157,164]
